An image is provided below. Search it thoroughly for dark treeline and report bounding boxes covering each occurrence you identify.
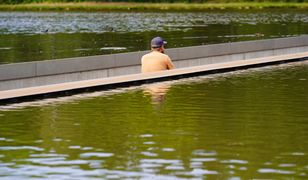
[1,0,307,4]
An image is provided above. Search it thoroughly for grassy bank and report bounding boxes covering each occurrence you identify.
[0,2,308,12]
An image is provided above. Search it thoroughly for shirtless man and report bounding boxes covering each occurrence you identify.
[141,37,174,73]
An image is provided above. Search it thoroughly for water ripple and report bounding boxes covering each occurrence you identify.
[0,146,44,151]
[22,157,89,166]
[80,152,114,158]
[0,12,307,34]
[0,61,307,179]
[258,168,296,174]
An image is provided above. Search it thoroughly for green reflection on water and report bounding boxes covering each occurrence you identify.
[0,62,307,179]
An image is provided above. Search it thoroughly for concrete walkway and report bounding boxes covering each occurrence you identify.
[0,52,307,103]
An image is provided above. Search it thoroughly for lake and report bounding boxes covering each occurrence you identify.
[0,10,307,179]
[0,61,307,179]
[0,10,308,64]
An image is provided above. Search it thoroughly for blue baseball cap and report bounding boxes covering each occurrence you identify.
[151,37,167,48]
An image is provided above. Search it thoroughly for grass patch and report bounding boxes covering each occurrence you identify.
[0,2,308,12]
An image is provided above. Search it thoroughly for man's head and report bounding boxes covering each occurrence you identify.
[151,37,167,53]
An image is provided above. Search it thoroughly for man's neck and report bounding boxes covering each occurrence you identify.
[151,49,164,54]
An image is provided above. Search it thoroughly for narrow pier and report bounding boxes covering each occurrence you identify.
[1,36,308,104]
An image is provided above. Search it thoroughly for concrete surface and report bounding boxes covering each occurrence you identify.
[1,51,307,103]
[1,36,308,101]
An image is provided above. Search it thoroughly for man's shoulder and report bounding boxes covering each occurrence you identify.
[161,53,170,58]
[142,51,170,60]
[160,53,171,61]
[154,51,170,59]
[142,52,151,56]
[142,52,152,59]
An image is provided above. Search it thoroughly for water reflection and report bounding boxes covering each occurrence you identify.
[143,82,171,105]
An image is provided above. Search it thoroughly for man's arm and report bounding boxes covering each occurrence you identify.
[166,56,174,70]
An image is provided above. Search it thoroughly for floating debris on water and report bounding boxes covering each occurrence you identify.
[73,48,92,51]
[0,47,11,50]
[100,47,127,51]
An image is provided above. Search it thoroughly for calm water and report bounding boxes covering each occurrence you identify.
[0,61,307,179]
[0,10,308,64]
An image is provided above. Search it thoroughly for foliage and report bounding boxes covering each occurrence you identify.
[0,0,308,5]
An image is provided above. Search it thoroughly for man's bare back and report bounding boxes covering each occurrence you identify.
[141,51,174,73]
[141,37,174,73]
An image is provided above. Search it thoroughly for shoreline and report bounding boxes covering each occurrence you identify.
[0,2,308,12]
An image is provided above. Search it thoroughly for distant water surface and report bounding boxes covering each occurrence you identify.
[0,11,308,64]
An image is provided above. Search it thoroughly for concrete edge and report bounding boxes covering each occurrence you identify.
[1,52,307,104]
[1,36,308,81]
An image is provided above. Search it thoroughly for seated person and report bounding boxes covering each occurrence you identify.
[141,37,174,73]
